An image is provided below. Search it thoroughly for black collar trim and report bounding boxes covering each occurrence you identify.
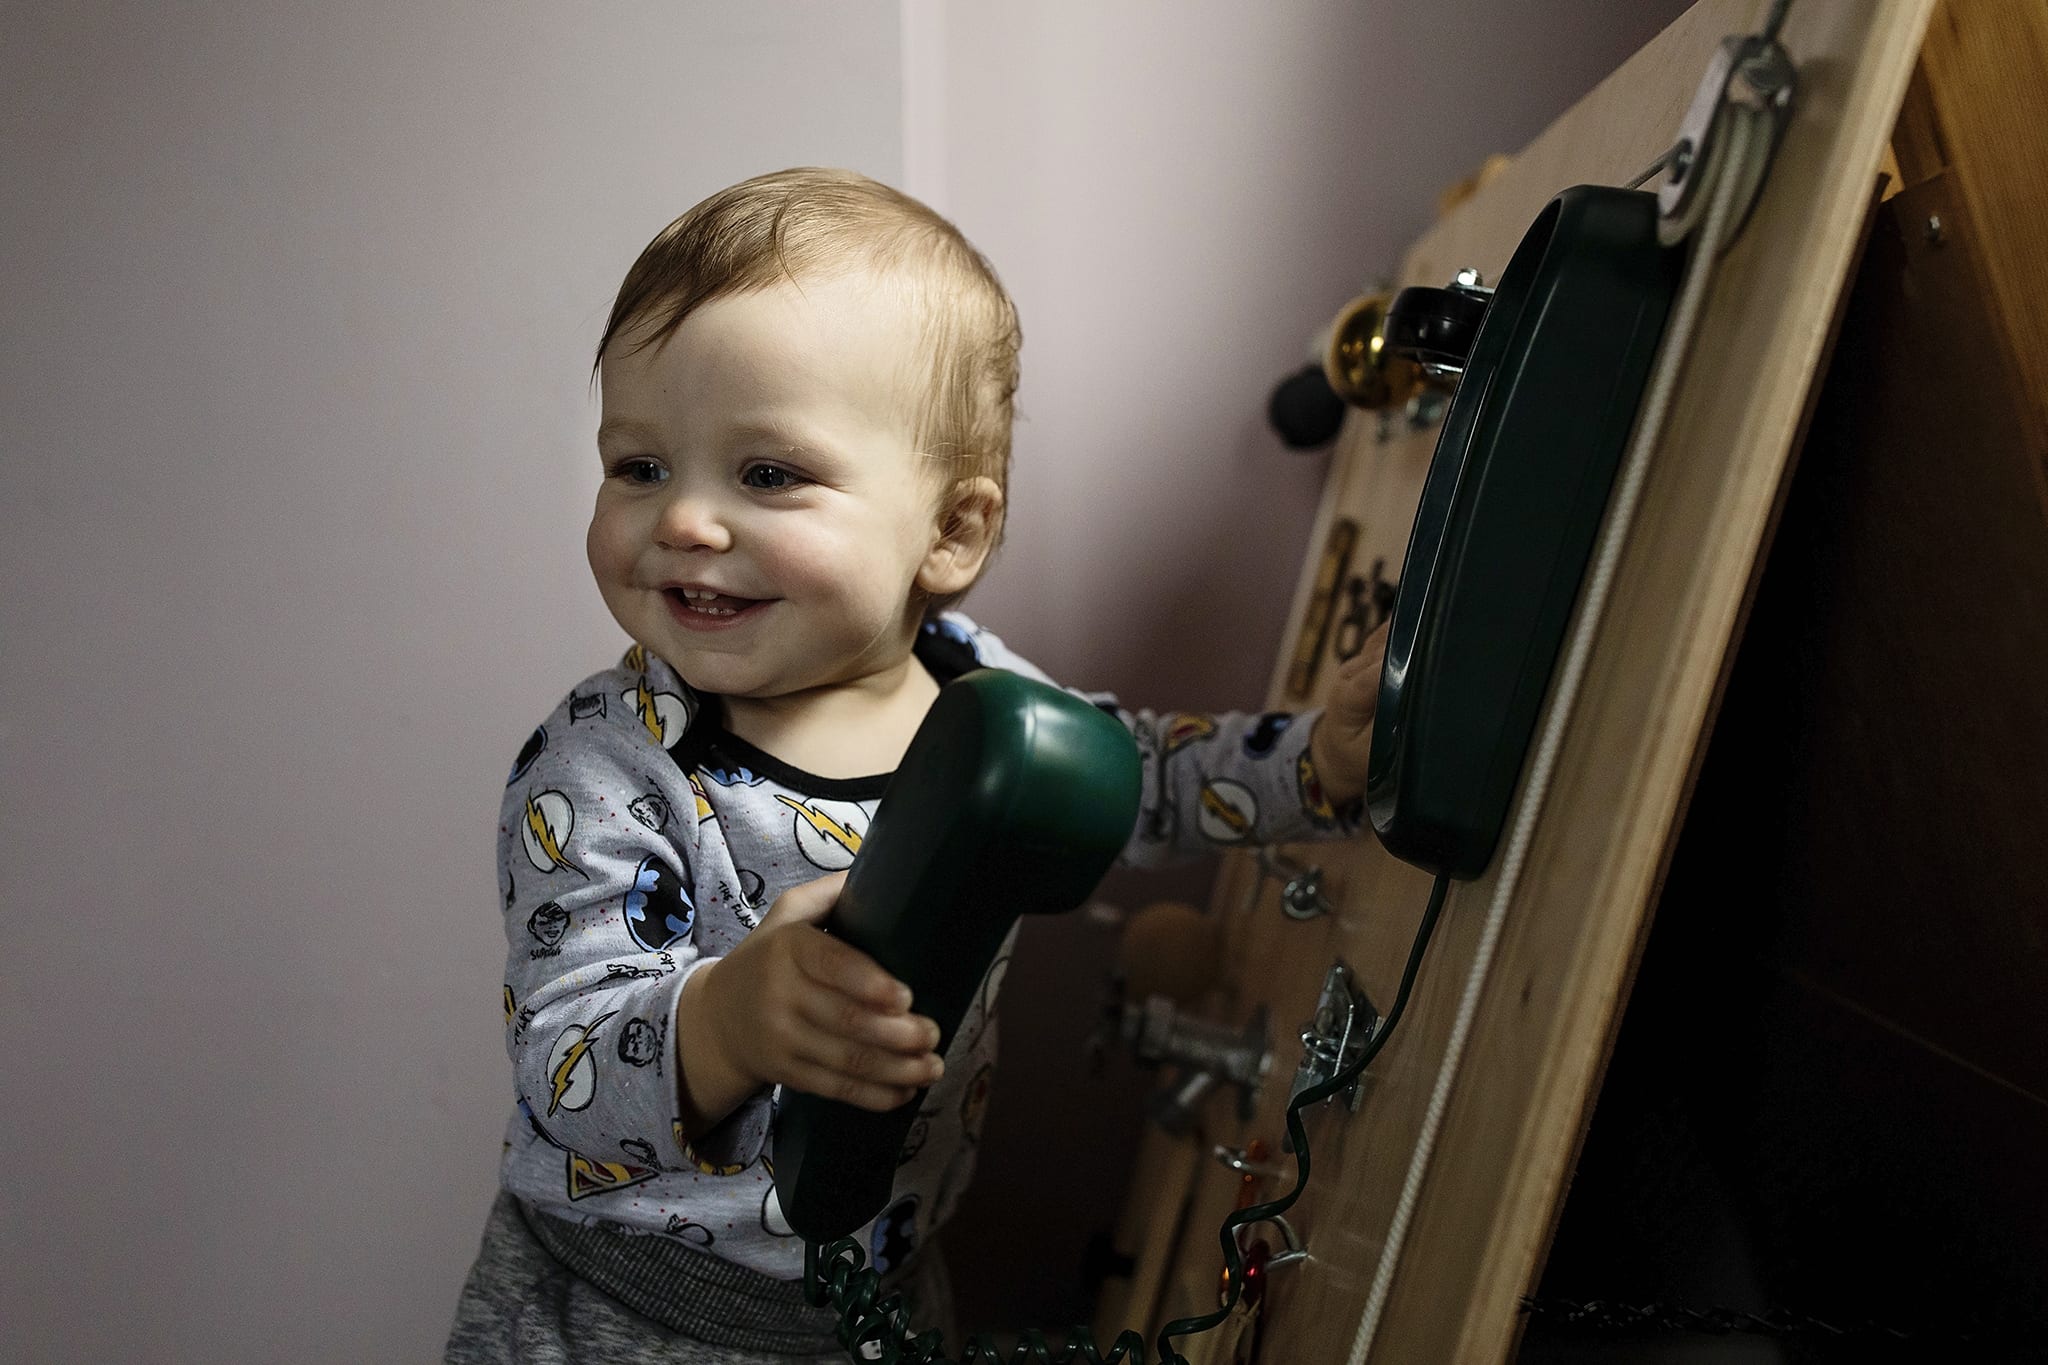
[662,626,988,799]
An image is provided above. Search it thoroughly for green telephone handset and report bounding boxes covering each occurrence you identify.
[773,670,1141,1245]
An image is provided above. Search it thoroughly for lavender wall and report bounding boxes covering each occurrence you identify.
[3,1,1688,1358]
[1,4,901,1360]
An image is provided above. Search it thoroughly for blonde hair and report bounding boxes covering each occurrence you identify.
[595,168,1020,608]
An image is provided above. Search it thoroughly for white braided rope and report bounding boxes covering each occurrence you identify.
[1344,102,1772,1365]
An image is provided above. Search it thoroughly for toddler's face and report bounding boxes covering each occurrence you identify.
[588,271,951,701]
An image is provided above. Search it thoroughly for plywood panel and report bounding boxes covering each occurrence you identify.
[1137,2,1939,1361]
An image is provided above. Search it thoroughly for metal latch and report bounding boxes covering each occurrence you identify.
[1289,962,1381,1115]
[1245,846,1333,922]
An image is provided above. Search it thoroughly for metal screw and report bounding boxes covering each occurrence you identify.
[1453,266,1484,289]
[1669,139,1694,183]
[1925,214,1945,246]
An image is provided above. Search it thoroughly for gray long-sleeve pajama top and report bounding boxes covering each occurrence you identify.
[495,612,1358,1282]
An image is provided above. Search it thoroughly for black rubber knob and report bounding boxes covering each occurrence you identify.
[1267,362,1346,449]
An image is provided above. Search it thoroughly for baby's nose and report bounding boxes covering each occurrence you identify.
[654,491,734,553]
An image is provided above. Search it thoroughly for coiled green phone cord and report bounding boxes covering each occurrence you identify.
[803,873,1453,1365]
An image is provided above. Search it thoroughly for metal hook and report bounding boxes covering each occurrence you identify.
[1212,1144,1289,1180]
[1245,846,1332,921]
[1237,1213,1310,1270]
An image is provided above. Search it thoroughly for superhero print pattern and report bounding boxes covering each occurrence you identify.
[623,676,691,747]
[1296,750,1341,829]
[622,852,693,952]
[495,612,1354,1281]
[544,1011,616,1117]
[775,795,869,871]
[1197,779,1260,844]
[1162,714,1218,757]
[870,1195,919,1276]
[520,790,586,878]
[1244,712,1293,758]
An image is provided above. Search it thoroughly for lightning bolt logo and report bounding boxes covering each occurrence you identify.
[622,643,648,672]
[633,676,664,744]
[1196,779,1259,845]
[777,796,864,854]
[521,790,585,877]
[546,1010,617,1116]
[503,985,515,1024]
[777,795,866,870]
[1199,786,1252,836]
[689,774,713,821]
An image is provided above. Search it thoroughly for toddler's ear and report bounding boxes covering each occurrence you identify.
[918,476,1004,597]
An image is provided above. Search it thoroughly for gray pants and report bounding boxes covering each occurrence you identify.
[444,1192,956,1364]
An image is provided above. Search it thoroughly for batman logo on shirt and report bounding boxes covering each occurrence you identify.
[704,763,766,788]
[623,853,694,952]
[1244,712,1293,758]
[921,617,978,653]
[507,727,547,786]
[870,1195,920,1276]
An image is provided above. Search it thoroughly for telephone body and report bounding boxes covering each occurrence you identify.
[1368,185,1683,878]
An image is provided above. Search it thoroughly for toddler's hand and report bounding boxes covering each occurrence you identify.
[1309,619,1390,809]
[688,871,944,1116]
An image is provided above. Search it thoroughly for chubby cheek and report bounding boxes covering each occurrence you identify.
[778,516,926,616]
[585,502,638,598]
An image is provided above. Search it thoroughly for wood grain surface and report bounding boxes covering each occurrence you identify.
[1130,2,1942,1361]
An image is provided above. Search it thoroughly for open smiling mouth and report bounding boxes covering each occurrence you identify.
[664,587,769,626]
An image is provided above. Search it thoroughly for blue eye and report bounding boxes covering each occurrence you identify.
[611,459,666,486]
[741,463,798,491]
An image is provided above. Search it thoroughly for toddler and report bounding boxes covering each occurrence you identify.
[446,167,1387,1364]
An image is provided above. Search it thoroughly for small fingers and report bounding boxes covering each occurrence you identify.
[798,992,941,1060]
[782,1017,945,1111]
[794,929,915,1012]
[784,1063,924,1114]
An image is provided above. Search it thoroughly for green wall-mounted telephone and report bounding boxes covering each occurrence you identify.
[1368,185,1683,880]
